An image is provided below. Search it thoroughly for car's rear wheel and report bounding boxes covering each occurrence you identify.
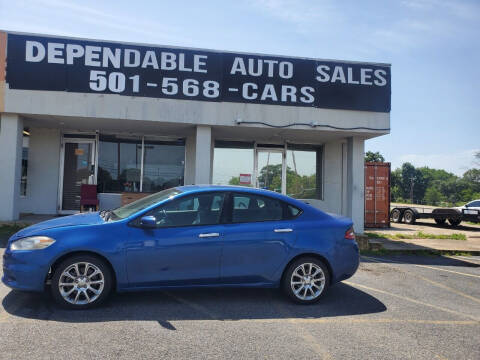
[282,257,329,304]
[434,218,446,225]
[51,255,112,309]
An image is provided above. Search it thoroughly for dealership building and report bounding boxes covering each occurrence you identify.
[0,31,391,232]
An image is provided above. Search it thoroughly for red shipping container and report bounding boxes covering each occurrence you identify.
[364,162,391,228]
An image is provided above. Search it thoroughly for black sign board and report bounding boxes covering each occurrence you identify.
[6,34,391,112]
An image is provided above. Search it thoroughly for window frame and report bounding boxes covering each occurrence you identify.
[129,191,228,229]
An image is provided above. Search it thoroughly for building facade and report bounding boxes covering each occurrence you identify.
[0,31,391,233]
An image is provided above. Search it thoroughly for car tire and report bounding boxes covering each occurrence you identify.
[282,257,329,304]
[448,219,461,227]
[434,218,446,225]
[391,209,402,223]
[403,210,416,224]
[50,254,113,309]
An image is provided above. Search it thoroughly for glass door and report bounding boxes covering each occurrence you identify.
[254,147,286,194]
[59,139,96,213]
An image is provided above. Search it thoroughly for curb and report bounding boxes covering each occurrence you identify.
[360,248,480,256]
[362,237,480,256]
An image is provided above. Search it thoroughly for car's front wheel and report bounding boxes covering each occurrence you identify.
[50,255,112,309]
[282,257,329,304]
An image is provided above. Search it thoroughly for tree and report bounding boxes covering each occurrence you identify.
[365,151,385,162]
[391,161,480,206]
[228,176,240,185]
[390,168,403,202]
[399,162,426,203]
[463,168,480,183]
[424,187,444,206]
[475,151,480,166]
[258,164,283,191]
[463,168,480,194]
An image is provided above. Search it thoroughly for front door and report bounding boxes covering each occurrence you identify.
[60,139,96,213]
[126,192,226,287]
[255,147,286,194]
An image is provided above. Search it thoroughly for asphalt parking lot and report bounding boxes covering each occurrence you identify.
[1,251,479,360]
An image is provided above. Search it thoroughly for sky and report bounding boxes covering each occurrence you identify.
[1,0,479,176]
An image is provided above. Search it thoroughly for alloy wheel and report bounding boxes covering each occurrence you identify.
[290,263,325,301]
[58,262,105,305]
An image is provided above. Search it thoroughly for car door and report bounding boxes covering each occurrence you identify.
[220,192,298,284]
[125,192,226,287]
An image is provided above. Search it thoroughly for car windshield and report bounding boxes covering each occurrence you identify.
[111,188,183,220]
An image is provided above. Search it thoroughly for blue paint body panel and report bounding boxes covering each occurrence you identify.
[2,186,359,293]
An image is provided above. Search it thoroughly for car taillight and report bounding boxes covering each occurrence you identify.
[345,227,355,240]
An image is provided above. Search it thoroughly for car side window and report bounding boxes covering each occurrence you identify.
[145,192,225,228]
[287,205,302,218]
[231,193,283,223]
[468,201,480,207]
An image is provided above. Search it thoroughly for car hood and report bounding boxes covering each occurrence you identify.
[11,212,104,240]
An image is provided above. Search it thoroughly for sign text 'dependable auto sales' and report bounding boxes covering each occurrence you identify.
[6,34,391,112]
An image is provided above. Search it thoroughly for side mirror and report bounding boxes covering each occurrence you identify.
[140,215,156,229]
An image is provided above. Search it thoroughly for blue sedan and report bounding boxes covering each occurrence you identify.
[2,186,359,309]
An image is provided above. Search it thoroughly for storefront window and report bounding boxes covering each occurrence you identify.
[97,135,185,193]
[142,140,185,192]
[213,141,254,186]
[98,136,141,193]
[20,128,30,196]
[286,145,323,200]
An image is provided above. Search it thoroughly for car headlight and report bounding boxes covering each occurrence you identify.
[10,236,56,251]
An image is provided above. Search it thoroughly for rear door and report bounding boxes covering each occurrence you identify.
[220,192,298,284]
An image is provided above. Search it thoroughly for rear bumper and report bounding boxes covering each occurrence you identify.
[331,240,359,283]
[2,249,48,292]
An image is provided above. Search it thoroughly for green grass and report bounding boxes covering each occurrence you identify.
[365,231,466,241]
[0,224,29,247]
[0,224,28,240]
[0,224,27,234]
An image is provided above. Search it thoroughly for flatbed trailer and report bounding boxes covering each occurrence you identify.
[390,206,480,227]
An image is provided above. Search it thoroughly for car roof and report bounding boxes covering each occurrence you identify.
[176,185,303,204]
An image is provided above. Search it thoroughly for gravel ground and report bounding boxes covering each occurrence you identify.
[1,252,479,360]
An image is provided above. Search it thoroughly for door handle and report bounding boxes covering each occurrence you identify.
[198,233,220,238]
[274,228,293,233]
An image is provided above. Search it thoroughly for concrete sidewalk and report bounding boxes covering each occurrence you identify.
[366,218,480,253]
[368,237,480,253]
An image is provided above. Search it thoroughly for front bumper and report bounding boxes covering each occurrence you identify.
[2,248,49,292]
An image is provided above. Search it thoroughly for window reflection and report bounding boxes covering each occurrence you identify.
[286,146,322,200]
[97,135,185,193]
[142,140,185,192]
[213,142,254,186]
[20,128,30,196]
[97,136,141,193]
